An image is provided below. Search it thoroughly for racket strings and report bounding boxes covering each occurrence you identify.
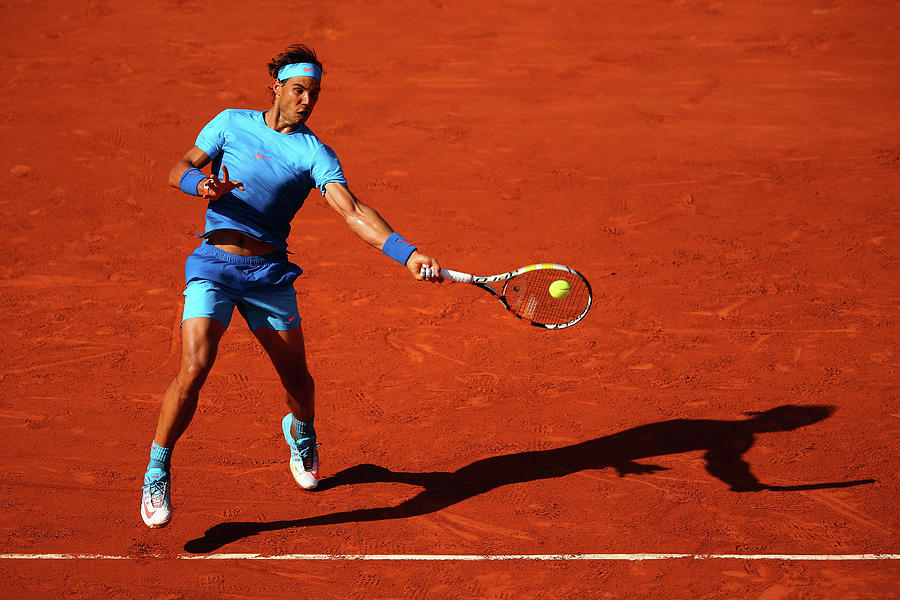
[503,269,591,326]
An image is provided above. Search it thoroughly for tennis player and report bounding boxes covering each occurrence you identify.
[141,44,442,528]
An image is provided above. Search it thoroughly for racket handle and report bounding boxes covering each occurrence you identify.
[440,268,474,284]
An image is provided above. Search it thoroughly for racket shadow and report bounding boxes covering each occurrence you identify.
[183,404,874,554]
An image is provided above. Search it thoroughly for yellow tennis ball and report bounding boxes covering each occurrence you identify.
[548,279,571,299]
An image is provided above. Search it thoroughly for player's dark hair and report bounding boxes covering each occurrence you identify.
[268,43,322,79]
[269,44,324,79]
[267,43,322,100]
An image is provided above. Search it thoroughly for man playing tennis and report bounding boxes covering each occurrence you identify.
[141,44,442,528]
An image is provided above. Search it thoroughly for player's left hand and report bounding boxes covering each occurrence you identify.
[201,165,245,201]
[408,252,442,282]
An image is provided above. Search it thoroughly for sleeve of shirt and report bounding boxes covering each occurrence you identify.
[194,110,229,159]
[310,143,348,196]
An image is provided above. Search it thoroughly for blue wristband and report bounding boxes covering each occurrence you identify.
[382,232,417,265]
[179,168,206,196]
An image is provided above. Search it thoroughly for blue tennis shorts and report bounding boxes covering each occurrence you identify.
[181,242,303,331]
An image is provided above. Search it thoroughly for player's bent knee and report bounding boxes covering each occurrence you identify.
[283,370,314,400]
[177,356,216,389]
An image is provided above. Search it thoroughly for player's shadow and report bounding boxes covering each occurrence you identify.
[184,404,874,553]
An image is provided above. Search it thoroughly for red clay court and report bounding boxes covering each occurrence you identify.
[1,0,898,597]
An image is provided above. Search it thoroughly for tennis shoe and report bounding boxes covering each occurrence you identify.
[282,413,320,490]
[141,468,172,528]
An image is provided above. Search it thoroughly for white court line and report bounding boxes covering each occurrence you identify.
[1,553,898,561]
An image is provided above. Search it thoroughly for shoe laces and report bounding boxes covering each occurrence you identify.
[300,442,322,470]
[144,476,169,508]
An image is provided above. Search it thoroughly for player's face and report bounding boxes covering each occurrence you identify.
[275,76,321,126]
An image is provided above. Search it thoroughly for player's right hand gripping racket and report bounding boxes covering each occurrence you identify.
[430,263,592,329]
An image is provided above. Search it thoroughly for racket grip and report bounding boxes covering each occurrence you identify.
[440,268,474,284]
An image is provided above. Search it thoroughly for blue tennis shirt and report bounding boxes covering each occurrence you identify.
[194,109,347,251]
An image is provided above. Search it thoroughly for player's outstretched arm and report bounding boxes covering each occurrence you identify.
[323,182,441,281]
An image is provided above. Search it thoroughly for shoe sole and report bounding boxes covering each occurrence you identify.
[289,460,319,490]
[141,505,171,528]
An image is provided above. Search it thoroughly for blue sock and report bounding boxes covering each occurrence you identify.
[147,441,172,471]
[291,415,316,457]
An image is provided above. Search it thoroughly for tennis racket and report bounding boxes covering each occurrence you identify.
[425,263,592,329]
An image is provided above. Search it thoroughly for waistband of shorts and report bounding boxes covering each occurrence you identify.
[194,241,288,266]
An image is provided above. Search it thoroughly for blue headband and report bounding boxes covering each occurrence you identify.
[277,62,322,81]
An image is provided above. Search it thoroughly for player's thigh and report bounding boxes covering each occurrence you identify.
[252,324,310,380]
[239,285,307,379]
[179,279,236,368]
[179,317,228,376]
